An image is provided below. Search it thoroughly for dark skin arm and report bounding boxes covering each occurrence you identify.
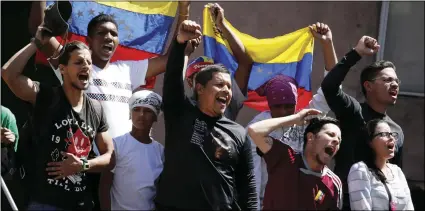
[209,3,253,94]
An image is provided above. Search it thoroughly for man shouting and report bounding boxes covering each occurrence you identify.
[155,20,257,210]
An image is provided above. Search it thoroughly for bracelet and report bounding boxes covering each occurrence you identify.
[80,157,90,171]
[31,37,44,50]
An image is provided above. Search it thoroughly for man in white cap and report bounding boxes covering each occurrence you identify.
[99,90,164,210]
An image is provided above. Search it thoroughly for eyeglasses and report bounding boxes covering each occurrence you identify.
[370,77,401,85]
[372,132,399,140]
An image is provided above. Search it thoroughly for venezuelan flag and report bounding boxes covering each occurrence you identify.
[202,7,314,112]
[36,1,178,89]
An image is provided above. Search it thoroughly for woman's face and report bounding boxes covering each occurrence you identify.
[370,122,397,160]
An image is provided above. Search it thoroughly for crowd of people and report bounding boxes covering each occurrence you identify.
[0,1,418,211]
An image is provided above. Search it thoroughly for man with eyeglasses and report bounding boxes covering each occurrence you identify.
[321,36,404,211]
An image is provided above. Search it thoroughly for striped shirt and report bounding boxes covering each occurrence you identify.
[87,60,149,140]
[348,161,414,210]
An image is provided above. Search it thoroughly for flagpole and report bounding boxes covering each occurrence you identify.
[1,176,18,211]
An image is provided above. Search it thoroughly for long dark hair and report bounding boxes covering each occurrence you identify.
[360,119,389,183]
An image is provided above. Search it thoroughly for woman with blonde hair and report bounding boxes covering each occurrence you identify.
[348,119,414,210]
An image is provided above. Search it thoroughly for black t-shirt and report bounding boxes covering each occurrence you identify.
[155,39,257,210]
[321,49,404,192]
[30,83,108,209]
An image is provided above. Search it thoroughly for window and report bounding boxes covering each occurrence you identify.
[379,1,424,95]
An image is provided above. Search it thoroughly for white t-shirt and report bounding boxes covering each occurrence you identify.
[87,60,149,139]
[110,133,164,210]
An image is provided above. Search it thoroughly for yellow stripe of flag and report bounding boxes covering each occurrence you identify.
[97,1,178,17]
[202,7,314,64]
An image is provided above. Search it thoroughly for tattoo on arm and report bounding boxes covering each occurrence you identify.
[265,137,273,147]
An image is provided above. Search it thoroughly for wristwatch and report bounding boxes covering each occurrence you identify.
[80,157,90,171]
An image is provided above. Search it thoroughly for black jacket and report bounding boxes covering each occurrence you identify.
[155,39,257,210]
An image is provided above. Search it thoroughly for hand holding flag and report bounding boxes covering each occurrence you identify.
[309,22,333,43]
[208,3,225,29]
[203,6,315,111]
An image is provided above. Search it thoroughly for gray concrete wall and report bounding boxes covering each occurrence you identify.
[151,2,424,182]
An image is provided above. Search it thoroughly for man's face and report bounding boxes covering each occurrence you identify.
[307,123,341,166]
[197,72,232,116]
[60,49,92,90]
[131,106,156,131]
[366,68,400,105]
[269,104,296,118]
[87,22,119,62]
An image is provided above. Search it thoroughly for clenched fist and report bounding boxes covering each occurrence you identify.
[309,22,332,43]
[177,20,202,44]
[354,36,380,56]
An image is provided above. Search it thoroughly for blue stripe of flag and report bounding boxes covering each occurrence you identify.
[47,1,174,54]
[203,35,313,91]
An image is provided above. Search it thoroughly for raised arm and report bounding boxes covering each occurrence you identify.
[163,20,202,116]
[248,109,321,154]
[0,27,50,104]
[210,3,253,94]
[236,137,258,210]
[145,1,191,78]
[28,1,46,35]
[308,22,338,114]
[321,36,379,117]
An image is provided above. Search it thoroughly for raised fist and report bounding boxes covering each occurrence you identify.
[354,36,380,56]
[207,3,225,28]
[185,37,202,56]
[176,20,202,44]
[309,22,332,43]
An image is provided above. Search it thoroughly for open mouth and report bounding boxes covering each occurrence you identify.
[78,73,89,83]
[216,96,227,104]
[389,89,398,97]
[387,142,395,150]
[101,44,114,53]
[324,146,335,156]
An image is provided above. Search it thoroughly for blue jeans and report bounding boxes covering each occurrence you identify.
[27,201,62,211]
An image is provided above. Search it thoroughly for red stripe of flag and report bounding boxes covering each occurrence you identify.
[244,88,313,112]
